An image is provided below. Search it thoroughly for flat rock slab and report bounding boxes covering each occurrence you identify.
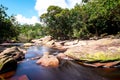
[64,38,120,67]
[78,61,120,68]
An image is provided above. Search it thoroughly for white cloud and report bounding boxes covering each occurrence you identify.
[15,0,82,25]
[67,0,82,8]
[35,0,82,16]
[15,14,40,25]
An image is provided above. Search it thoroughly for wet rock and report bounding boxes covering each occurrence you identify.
[33,37,120,67]
[31,36,53,46]
[0,71,15,79]
[0,47,25,61]
[0,55,17,74]
[18,75,29,80]
[23,43,34,47]
[82,61,120,68]
[57,53,67,59]
[9,75,29,80]
[36,52,59,67]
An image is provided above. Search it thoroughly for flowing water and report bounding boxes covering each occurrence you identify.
[5,46,120,80]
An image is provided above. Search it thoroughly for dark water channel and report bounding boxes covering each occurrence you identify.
[8,46,120,80]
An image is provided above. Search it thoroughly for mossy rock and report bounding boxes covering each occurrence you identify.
[65,48,120,62]
[0,55,17,74]
[64,39,120,62]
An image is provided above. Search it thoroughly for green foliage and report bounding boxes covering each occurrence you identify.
[83,0,120,36]
[0,5,20,42]
[18,23,46,42]
[40,0,120,40]
[1,0,120,42]
[41,6,69,40]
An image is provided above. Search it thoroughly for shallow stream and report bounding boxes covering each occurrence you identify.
[7,46,120,80]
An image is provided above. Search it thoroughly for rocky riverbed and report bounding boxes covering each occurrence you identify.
[0,36,120,79]
[31,36,120,68]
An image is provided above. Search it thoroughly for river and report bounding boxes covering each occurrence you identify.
[5,46,120,80]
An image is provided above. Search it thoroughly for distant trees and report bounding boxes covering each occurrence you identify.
[40,0,120,40]
[1,0,120,42]
[18,23,46,42]
[0,5,19,42]
[0,4,45,42]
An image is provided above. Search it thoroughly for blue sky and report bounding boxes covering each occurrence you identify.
[0,0,37,18]
[0,0,82,24]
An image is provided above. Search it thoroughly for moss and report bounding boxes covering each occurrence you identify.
[65,50,120,62]
[0,64,3,70]
[87,51,120,61]
[64,38,120,62]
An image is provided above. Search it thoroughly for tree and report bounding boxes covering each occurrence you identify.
[18,23,45,42]
[41,6,70,39]
[0,5,19,42]
[40,0,120,40]
[84,0,120,36]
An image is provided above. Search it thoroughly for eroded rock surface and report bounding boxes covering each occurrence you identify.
[0,55,17,74]
[0,46,26,74]
[0,46,26,61]
[31,36,120,67]
[36,52,59,67]
[64,38,120,67]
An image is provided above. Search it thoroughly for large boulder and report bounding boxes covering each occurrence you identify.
[0,55,17,74]
[41,36,53,44]
[31,36,53,45]
[0,47,25,61]
[36,52,59,67]
[64,38,120,67]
